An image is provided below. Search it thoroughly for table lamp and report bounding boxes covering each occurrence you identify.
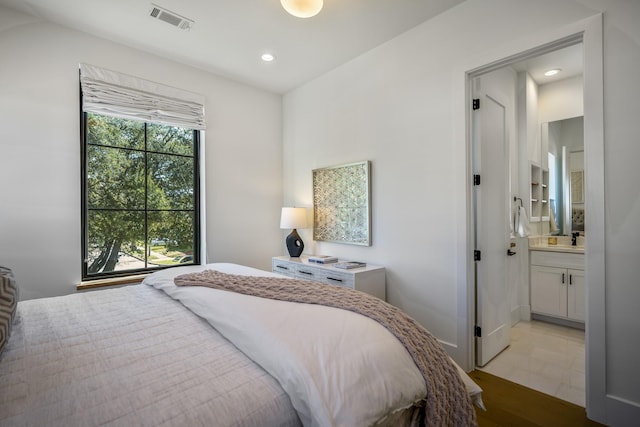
[280,207,308,257]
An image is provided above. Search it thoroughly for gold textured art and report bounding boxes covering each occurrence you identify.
[312,161,371,246]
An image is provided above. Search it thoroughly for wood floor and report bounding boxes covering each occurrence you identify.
[469,370,606,427]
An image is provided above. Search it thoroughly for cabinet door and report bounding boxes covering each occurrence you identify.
[531,265,567,317]
[567,269,585,321]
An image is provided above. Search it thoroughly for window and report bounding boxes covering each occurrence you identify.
[81,112,200,279]
[79,63,205,280]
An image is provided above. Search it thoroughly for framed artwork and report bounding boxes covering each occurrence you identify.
[312,161,371,246]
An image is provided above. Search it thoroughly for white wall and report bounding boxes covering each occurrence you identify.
[282,0,640,424]
[539,75,585,124]
[283,0,598,359]
[0,7,283,300]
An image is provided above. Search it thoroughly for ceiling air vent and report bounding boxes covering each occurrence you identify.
[149,3,194,30]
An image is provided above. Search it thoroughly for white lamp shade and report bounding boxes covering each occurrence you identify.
[280,207,308,229]
[280,0,323,18]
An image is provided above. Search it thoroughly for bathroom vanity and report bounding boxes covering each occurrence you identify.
[529,237,585,324]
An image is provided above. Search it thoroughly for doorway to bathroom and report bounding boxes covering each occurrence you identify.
[470,37,588,406]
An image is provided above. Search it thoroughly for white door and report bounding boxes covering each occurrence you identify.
[473,79,512,367]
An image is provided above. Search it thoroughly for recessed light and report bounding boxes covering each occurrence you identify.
[261,53,276,62]
[544,68,561,77]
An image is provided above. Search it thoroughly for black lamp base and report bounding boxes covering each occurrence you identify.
[285,229,304,257]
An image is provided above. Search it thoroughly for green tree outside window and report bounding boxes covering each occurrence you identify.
[83,113,199,277]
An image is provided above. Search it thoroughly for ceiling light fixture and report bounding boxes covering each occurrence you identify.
[280,0,323,18]
[544,68,562,77]
[261,53,276,62]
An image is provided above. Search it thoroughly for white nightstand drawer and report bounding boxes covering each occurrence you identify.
[293,265,322,281]
[271,256,386,300]
[320,271,354,289]
[272,259,296,277]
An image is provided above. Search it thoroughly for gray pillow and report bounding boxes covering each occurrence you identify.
[0,266,18,355]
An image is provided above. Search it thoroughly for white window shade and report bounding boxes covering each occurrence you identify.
[80,63,206,130]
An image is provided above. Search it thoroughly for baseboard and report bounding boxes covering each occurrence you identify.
[510,306,520,326]
[510,305,531,326]
[531,313,585,330]
[605,393,640,426]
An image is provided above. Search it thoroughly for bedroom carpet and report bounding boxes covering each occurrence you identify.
[469,370,606,426]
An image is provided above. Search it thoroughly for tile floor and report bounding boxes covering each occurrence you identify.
[478,320,586,406]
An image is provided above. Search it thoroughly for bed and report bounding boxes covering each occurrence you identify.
[0,263,481,426]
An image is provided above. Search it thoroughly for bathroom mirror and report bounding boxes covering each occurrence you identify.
[541,116,584,235]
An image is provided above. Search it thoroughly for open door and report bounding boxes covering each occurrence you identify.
[472,77,512,367]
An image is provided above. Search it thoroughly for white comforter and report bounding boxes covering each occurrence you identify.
[0,278,301,427]
[144,263,428,427]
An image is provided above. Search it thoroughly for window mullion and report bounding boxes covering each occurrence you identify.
[144,123,149,269]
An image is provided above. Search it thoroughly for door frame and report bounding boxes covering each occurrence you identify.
[455,15,605,423]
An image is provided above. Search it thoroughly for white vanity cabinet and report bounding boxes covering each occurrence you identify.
[530,250,585,322]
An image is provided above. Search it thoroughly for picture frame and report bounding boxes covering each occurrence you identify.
[312,160,371,246]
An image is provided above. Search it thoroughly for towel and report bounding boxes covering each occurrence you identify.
[510,205,516,238]
[516,205,530,237]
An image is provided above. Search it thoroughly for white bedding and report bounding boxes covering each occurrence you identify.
[144,263,483,426]
[0,281,300,427]
[0,262,481,427]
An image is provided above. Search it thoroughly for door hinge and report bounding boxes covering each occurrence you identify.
[474,325,482,337]
[472,98,480,110]
[473,174,481,186]
[474,250,481,261]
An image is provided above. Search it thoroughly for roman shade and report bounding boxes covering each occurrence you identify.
[79,63,206,130]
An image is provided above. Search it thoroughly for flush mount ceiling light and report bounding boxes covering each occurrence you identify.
[280,0,323,18]
[544,68,562,77]
[261,53,276,62]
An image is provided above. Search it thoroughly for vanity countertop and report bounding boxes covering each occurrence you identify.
[529,236,585,254]
[529,245,584,254]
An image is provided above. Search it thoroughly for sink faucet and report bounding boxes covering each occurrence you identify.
[572,232,580,246]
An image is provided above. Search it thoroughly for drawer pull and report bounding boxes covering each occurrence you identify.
[299,270,313,276]
[326,277,343,283]
[275,265,289,270]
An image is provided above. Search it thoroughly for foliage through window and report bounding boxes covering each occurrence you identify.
[82,112,200,279]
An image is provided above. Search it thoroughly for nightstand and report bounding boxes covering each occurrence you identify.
[271,255,386,300]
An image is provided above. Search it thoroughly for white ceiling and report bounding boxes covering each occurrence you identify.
[511,43,583,86]
[0,0,468,93]
[1,0,583,93]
